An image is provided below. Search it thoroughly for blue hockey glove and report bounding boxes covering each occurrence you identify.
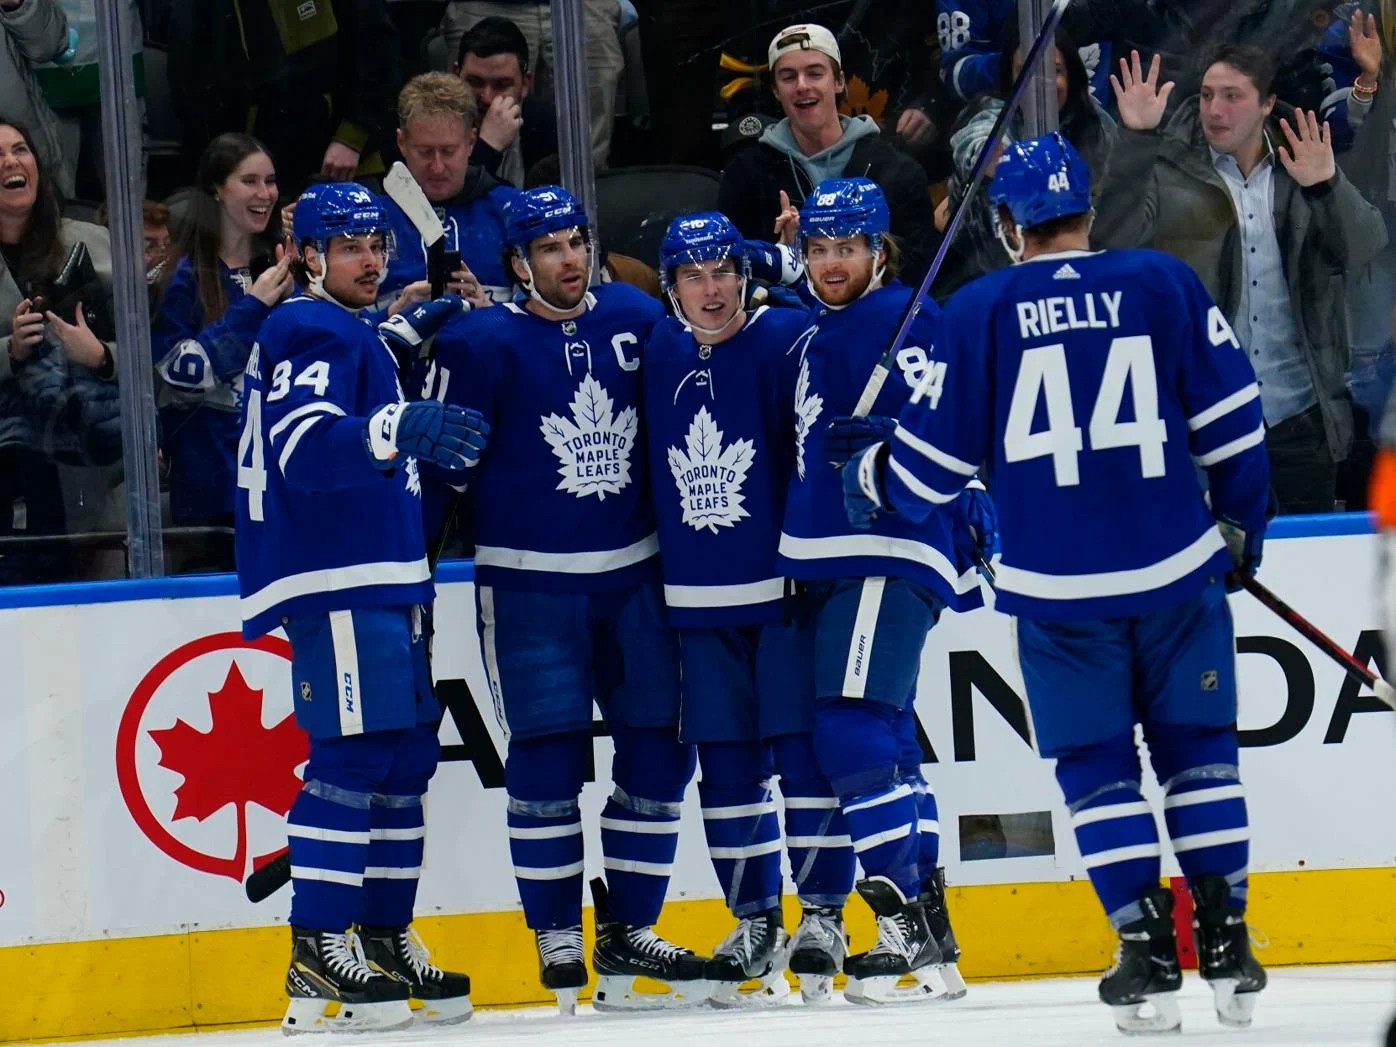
[744,240,803,286]
[365,400,489,471]
[952,482,999,581]
[842,442,891,529]
[826,414,897,467]
[377,294,468,360]
[1217,516,1264,592]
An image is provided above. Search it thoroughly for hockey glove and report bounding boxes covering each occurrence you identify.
[842,442,891,529]
[364,400,489,471]
[952,481,999,581]
[1217,516,1264,592]
[745,240,804,286]
[826,414,898,467]
[377,294,469,363]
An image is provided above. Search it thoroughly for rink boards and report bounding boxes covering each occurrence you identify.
[1,515,1394,1042]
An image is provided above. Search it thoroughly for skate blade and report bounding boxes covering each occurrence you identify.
[552,988,579,1018]
[844,968,948,1006]
[592,974,712,1012]
[707,970,792,1009]
[797,974,834,1005]
[1111,992,1182,1035]
[411,995,473,1024]
[282,997,414,1035]
[1209,977,1260,1028]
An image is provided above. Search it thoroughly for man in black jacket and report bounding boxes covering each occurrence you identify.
[717,22,938,281]
[454,16,556,187]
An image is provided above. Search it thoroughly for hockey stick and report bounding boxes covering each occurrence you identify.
[383,161,449,299]
[1236,574,1396,711]
[850,0,1068,417]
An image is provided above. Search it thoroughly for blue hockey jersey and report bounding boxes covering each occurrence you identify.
[777,283,983,612]
[885,249,1270,621]
[644,305,813,627]
[379,175,519,306]
[236,294,433,638]
[937,0,1111,102]
[152,258,272,522]
[426,283,666,592]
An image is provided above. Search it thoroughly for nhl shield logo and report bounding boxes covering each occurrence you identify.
[1200,670,1219,692]
[300,680,313,701]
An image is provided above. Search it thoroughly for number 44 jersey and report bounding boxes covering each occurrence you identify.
[886,248,1271,621]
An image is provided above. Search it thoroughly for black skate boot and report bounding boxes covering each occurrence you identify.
[705,908,791,1008]
[1191,875,1267,1028]
[920,866,967,999]
[1098,888,1183,1034]
[590,877,710,1011]
[282,927,413,1034]
[535,926,588,1016]
[788,905,846,1005]
[358,924,472,1025]
[843,876,944,1005]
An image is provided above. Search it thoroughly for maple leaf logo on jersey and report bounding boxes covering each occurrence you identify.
[794,354,823,480]
[540,373,637,500]
[667,406,755,533]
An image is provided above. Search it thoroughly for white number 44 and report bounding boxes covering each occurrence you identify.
[1004,335,1167,487]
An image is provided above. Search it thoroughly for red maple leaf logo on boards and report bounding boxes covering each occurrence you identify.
[150,663,308,853]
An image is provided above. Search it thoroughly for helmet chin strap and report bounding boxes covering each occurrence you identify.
[995,218,1027,265]
[668,276,748,338]
[304,239,388,308]
[516,252,587,315]
[807,259,886,310]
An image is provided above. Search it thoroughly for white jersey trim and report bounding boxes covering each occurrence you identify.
[1187,384,1260,431]
[894,426,979,477]
[1194,423,1266,467]
[664,577,785,609]
[241,557,431,622]
[474,534,658,574]
[777,531,980,594]
[888,457,958,505]
[995,527,1225,601]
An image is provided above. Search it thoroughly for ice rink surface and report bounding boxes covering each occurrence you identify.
[74,964,1396,1047]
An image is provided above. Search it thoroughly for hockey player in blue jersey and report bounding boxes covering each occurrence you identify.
[839,133,1271,1034]
[778,177,992,1005]
[423,186,708,1014]
[644,212,855,1006]
[235,182,489,1034]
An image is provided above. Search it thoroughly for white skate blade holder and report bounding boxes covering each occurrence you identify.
[797,973,834,1005]
[411,994,474,1025]
[845,964,966,1006]
[282,997,414,1035]
[1110,991,1182,1035]
[552,987,579,1018]
[708,970,793,1009]
[593,974,712,1012]
[1210,976,1260,1028]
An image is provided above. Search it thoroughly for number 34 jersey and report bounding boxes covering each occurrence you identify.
[887,249,1271,621]
[235,295,433,640]
[427,283,667,592]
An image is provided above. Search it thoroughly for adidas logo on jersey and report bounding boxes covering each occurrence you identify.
[1053,263,1080,280]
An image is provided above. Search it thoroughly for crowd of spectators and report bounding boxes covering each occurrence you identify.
[2,0,1394,583]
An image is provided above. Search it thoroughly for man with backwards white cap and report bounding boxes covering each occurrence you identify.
[717,22,938,282]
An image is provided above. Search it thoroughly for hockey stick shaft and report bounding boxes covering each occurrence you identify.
[245,850,290,903]
[851,0,1069,417]
[1237,574,1396,711]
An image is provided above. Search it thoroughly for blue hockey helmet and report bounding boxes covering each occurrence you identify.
[292,182,391,254]
[799,177,890,254]
[658,212,749,293]
[503,185,591,253]
[987,132,1092,231]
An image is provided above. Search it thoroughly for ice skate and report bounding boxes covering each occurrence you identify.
[788,905,847,1004]
[282,927,413,1034]
[536,926,588,1016]
[920,866,967,1000]
[590,878,710,1011]
[843,876,945,1005]
[1098,888,1182,1035]
[357,924,472,1025]
[705,909,791,1008]
[1191,876,1266,1028]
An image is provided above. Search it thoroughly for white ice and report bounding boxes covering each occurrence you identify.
[73,964,1396,1047]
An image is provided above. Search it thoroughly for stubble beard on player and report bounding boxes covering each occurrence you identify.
[810,263,872,309]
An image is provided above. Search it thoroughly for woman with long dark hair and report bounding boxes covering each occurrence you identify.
[152,132,293,562]
[0,116,122,583]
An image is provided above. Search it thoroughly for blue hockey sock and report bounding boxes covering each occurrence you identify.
[357,793,424,928]
[844,784,920,899]
[770,732,854,909]
[1056,741,1162,928]
[288,780,372,931]
[1148,724,1250,909]
[697,741,782,917]
[602,726,694,927]
[506,732,589,930]
[907,775,941,876]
